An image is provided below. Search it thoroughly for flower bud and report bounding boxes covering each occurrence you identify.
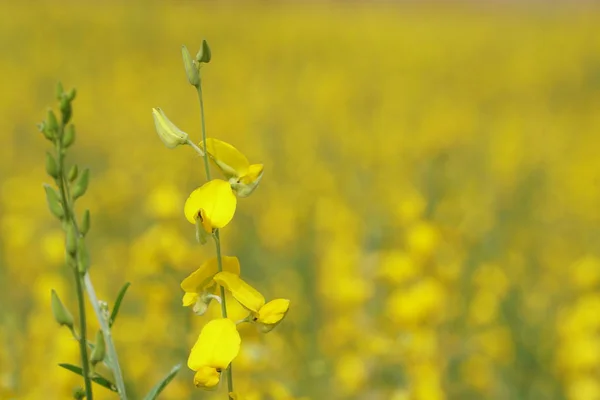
[45,152,59,179]
[182,45,200,87]
[152,108,189,149]
[80,209,91,236]
[51,289,74,329]
[43,184,64,219]
[77,237,90,274]
[196,39,211,64]
[68,164,78,182]
[90,330,106,366]
[62,124,75,148]
[71,168,89,200]
[66,223,77,255]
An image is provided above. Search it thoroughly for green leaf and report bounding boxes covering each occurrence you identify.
[109,282,131,328]
[143,364,181,400]
[58,363,118,392]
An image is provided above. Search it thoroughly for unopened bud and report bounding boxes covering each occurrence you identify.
[76,237,89,274]
[45,152,59,179]
[90,330,106,366]
[43,184,64,219]
[196,39,211,64]
[51,289,74,329]
[71,168,89,200]
[62,125,75,148]
[182,45,200,87]
[152,108,189,149]
[80,210,91,236]
[66,223,77,255]
[68,164,78,182]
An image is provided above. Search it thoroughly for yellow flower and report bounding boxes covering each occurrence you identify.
[181,256,241,315]
[188,318,241,390]
[152,108,189,148]
[200,138,264,197]
[184,179,237,241]
[214,271,290,333]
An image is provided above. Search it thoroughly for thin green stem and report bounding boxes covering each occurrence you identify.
[57,122,128,399]
[55,133,94,400]
[195,76,235,399]
[196,82,212,180]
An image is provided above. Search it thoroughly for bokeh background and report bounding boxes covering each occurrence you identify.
[2,1,600,399]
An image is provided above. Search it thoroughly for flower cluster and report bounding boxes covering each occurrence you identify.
[152,43,289,395]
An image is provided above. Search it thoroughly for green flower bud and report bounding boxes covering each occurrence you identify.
[51,289,74,329]
[80,209,91,236]
[62,124,76,148]
[56,82,64,100]
[43,184,64,219]
[71,168,89,200]
[45,152,59,179]
[90,330,106,366]
[73,387,85,400]
[67,88,77,101]
[152,108,189,149]
[66,223,77,255]
[60,97,72,124]
[68,164,78,182]
[196,39,211,64]
[47,109,59,135]
[182,45,200,87]
[76,237,89,274]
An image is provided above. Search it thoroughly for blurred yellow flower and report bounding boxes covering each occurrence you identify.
[188,318,241,389]
[151,107,189,149]
[184,179,237,232]
[181,256,241,315]
[214,271,290,332]
[200,138,264,197]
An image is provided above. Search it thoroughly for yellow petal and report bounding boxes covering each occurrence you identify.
[193,366,221,389]
[181,257,220,292]
[188,318,241,371]
[213,272,265,312]
[257,299,290,333]
[200,138,249,179]
[184,179,237,228]
[234,164,264,198]
[182,292,199,307]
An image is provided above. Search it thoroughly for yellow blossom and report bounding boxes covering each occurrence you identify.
[214,271,290,332]
[181,256,241,315]
[200,138,264,197]
[184,179,237,234]
[188,318,241,389]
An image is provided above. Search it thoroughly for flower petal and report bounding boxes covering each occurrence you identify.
[182,292,199,307]
[257,298,290,333]
[181,257,220,292]
[213,272,266,313]
[193,366,221,389]
[184,179,237,228]
[188,318,241,371]
[234,164,264,198]
[200,138,250,179]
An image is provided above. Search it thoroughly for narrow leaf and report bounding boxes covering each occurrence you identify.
[58,363,118,392]
[143,364,181,400]
[110,282,131,327]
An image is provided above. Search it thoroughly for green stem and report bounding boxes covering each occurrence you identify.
[55,136,94,400]
[195,77,235,399]
[57,123,128,399]
[196,82,212,180]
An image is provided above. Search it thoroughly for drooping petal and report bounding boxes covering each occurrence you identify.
[193,366,221,389]
[257,299,290,333]
[182,292,199,307]
[200,138,250,179]
[234,163,264,198]
[188,318,241,371]
[184,179,237,228]
[213,272,266,313]
[181,257,220,293]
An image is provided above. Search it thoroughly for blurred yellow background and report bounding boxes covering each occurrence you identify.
[1,1,600,399]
